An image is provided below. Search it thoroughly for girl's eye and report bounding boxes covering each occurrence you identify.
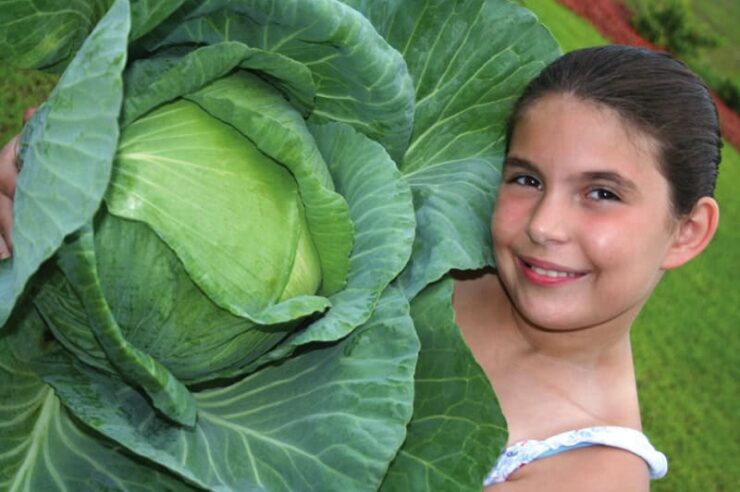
[586,188,620,201]
[511,175,542,189]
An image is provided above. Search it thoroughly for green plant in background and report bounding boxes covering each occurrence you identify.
[628,0,740,113]
[692,63,740,113]
[625,0,740,114]
[0,0,558,490]
[715,77,740,112]
[632,0,717,57]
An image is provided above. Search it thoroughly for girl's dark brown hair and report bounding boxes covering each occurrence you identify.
[506,44,721,216]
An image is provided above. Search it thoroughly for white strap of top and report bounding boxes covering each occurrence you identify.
[484,426,668,486]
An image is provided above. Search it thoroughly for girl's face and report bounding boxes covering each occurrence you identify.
[492,93,680,332]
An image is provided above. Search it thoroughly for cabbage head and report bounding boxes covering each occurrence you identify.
[0,0,559,490]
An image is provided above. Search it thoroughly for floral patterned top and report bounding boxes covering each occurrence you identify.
[483,426,669,486]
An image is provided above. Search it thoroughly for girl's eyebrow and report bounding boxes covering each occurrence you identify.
[581,171,638,193]
[503,155,539,172]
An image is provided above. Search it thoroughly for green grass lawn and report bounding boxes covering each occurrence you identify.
[0,66,56,145]
[518,0,607,52]
[523,1,738,490]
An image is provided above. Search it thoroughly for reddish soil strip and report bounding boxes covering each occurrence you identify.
[557,0,740,150]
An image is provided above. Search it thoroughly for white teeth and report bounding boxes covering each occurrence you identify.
[530,265,578,278]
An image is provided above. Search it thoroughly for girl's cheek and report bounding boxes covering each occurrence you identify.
[587,229,618,264]
[493,193,531,234]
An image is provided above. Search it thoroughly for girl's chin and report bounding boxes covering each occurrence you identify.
[510,299,588,332]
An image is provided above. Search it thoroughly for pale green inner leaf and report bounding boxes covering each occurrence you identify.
[186,72,353,297]
[107,97,323,318]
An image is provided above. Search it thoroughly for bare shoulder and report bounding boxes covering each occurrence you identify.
[486,446,651,492]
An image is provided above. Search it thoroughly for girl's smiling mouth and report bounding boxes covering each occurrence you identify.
[517,256,588,285]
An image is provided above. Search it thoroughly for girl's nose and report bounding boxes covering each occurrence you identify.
[525,194,570,245]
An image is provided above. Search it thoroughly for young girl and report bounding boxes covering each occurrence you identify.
[0,45,721,491]
[454,45,720,490]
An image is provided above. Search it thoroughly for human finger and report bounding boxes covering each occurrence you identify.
[23,106,37,123]
[0,236,10,260]
[0,193,13,259]
[0,135,20,199]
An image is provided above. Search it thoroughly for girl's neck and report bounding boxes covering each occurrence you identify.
[504,293,635,368]
[455,270,638,365]
[453,271,643,442]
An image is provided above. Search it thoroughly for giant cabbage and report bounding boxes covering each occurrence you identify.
[0,0,559,490]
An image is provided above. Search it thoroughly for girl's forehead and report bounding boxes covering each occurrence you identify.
[511,93,662,172]
[520,93,636,134]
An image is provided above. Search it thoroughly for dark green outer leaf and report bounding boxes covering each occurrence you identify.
[37,286,420,492]
[398,1,560,174]
[0,0,130,328]
[344,0,560,298]
[0,304,200,492]
[129,0,186,41]
[397,160,499,299]
[122,42,276,126]
[0,0,184,71]
[0,0,110,71]
[34,266,112,373]
[344,0,559,171]
[382,278,507,491]
[142,0,416,162]
[338,0,404,37]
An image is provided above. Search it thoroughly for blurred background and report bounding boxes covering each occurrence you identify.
[1,1,737,490]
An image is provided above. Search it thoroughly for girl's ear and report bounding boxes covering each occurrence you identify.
[663,196,720,270]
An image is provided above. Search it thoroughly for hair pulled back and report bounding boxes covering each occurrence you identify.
[507,45,721,216]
